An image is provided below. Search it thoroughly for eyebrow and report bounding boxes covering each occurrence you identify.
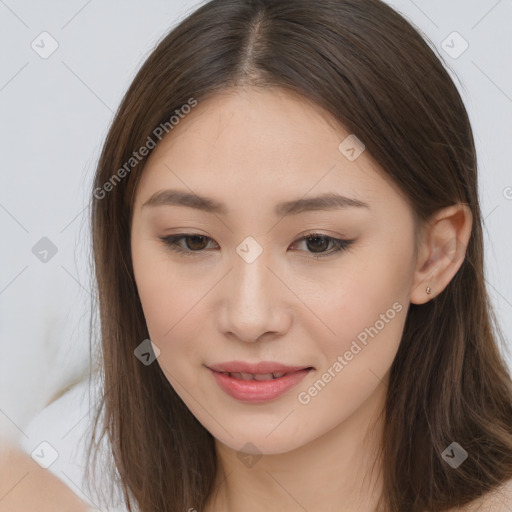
[142,189,370,216]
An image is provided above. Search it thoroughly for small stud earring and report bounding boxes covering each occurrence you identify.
[426,286,432,294]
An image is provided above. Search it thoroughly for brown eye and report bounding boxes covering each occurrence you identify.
[159,234,217,257]
[305,235,330,253]
[159,232,355,259]
[290,233,354,259]
[182,235,209,251]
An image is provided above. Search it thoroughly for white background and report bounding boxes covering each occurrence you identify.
[0,0,511,444]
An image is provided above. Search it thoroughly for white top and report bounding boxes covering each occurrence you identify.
[18,377,130,512]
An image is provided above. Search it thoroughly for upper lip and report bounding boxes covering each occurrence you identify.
[207,361,312,374]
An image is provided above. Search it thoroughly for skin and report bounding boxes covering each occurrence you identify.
[0,444,90,512]
[130,86,476,511]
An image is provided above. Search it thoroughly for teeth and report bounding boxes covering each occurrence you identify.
[223,371,288,380]
[253,373,275,381]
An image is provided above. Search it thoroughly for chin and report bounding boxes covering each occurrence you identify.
[209,422,313,456]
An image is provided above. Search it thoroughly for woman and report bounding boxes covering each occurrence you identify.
[87,0,512,511]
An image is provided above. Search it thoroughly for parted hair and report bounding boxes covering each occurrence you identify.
[86,1,512,511]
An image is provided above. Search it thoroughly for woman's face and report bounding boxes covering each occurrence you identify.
[130,87,419,455]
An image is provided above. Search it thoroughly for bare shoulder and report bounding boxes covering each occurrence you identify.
[0,445,90,512]
[453,478,512,512]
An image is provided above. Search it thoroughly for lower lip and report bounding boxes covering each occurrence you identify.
[208,368,311,403]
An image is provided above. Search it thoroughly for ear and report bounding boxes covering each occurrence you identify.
[410,204,473,305]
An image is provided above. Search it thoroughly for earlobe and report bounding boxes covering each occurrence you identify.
[409,204,473,305]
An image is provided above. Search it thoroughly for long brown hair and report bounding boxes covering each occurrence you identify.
[85,0,512,510]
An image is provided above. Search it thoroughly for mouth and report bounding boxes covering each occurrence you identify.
[214,370,308,380]
[206,362,314,403]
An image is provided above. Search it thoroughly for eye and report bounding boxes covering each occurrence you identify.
[159,234,215,257]
[290,232,355,259]
[159,232,355,259]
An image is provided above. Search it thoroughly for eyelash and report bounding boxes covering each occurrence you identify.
[158,232,355,260]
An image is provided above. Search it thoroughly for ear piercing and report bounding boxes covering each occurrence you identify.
[426,286,432,294]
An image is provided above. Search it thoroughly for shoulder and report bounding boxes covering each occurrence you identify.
[454,478,512,512]
[0,445,90,512]
[14,377,129,512]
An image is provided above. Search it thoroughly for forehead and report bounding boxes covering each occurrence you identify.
[132,87,406,217]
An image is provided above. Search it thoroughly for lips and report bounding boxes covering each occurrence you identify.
[207,361,311,375]
[206,361,313,403]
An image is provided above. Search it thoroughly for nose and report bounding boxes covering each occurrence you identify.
[217,248,292,343]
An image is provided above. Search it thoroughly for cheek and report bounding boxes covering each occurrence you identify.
[308,242,413,365]
[311,284,406,379]
[132,242,184,341]
[132,245,214,372]
[293,282,407,436]
[135,272,202,383]
[137,275,198,351]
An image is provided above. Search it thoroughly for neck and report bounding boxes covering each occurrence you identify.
[205,379,387,512]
